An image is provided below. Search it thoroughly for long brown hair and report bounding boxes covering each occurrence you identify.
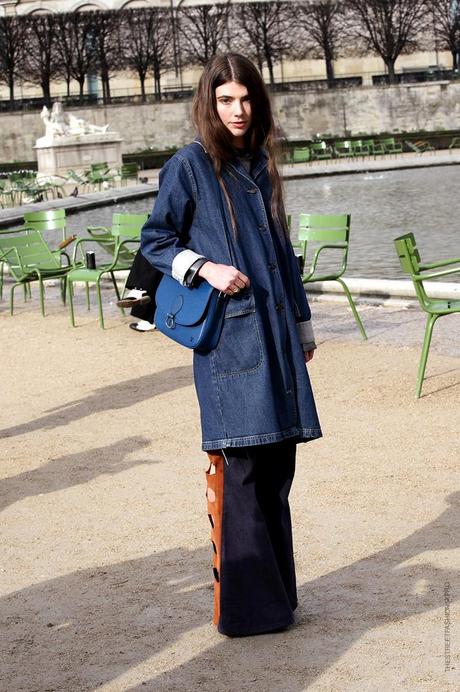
[192,52,287,235]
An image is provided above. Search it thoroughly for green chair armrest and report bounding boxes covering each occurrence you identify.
[413,266,460,281]
[305,243,348,279]
[71,236,118,265]
[419,258,460,270]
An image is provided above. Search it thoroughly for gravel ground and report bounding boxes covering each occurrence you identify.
[0,290,459,691]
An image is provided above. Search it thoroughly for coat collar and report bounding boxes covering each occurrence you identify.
[193,138,269,180]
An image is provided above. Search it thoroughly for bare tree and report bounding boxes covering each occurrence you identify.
[121,7,172,101]
[177,2,231,66]
[149,9,173,100]
[346,0,430,83]
[233,1,294,85]
[427,0,460,69]
[91,10,122,104]
[55,12,97,101]
[22,14,60,106]
[0,16,27,106]
[294,0,348,87]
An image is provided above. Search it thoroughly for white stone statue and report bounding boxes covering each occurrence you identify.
[39,102,111,143]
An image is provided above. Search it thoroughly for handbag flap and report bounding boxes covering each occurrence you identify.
[156,273,216,326]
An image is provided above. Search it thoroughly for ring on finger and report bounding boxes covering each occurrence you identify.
[232,287,240,293]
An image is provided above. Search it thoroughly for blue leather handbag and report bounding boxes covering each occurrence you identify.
[154,273,228,352]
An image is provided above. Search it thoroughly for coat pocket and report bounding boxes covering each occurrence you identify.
[212,291,263,377]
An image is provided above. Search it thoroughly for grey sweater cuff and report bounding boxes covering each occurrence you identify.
[297,320,316,350]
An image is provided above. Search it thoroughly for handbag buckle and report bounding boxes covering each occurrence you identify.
[166,313,176,329]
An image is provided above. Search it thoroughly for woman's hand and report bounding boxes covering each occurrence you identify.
[304,350,315,363]
[198,261,250,296]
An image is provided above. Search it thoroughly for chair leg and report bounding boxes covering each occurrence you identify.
[0,261,3,300]
[416,314,439,398]
[68,280,77,327]
[10,282,21,315]
[96,278,105,329]
[336,278,367,340]
[85,283,90,311]
[60,277,67,305]
[38,277,45,317]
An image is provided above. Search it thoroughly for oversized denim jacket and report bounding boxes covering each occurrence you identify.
[141,141,322,450]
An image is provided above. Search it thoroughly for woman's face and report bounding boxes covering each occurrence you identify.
[215,80,252,147]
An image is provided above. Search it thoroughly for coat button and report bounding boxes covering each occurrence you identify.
[275,302,284,312]
[247,187,258,194]
[269,262,277,271]
[258,224,266,232]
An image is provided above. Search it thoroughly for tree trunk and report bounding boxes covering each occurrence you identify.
[42,79,51,107]
[66,76,71,98]
[78,78,85,101]
[265,49,275,85]
[386,58,397,84]
[325,54,335,88]
[8,75,14,106]
[139,73,146,102]
[101,68,111,104]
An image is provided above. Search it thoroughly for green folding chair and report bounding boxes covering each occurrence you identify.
[119,162,140,186]
[350,139,370,157]
[292,147,311,163]
[0,229,72,316]
[381,137,403,155]
[394,233,460,397]
[296,213,367,339]
[309,142,332,160]
[334,141,353,158]
[67,212,149,329]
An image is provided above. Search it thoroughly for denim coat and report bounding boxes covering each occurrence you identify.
[141,141,322,451]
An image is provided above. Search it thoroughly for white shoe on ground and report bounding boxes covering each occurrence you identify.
[129,320,156,332]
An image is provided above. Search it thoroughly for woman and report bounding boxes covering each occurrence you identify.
[141,53,322,637]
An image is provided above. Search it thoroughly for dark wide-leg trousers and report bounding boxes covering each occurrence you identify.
[206,439,297,637]
[126,250,162,320]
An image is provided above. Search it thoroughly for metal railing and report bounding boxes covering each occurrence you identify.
[1,66,458,112]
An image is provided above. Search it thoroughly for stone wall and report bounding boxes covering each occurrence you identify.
[2,80,460,164]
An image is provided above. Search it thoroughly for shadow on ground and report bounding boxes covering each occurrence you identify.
[2,492,459,690]
[0,436,154,514]
[0,366,193,439]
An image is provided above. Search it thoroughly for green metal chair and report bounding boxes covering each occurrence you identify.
[85,163,116,190]
[309,142,332,160]
[363,139,385,156]
[0,229,72,316]
[448,136,460,149]
[296,213,367,339]
[381,137,403,155]
[1,210,77,301]
[67,212,149,329]
[394,233,460,398]
[334,140,353,158]
[119,162,140,186]
[66,169,91,194]
[350,139,370,157]
[292,147,311,163]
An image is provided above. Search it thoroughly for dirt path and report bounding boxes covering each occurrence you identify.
[1,299,459,691]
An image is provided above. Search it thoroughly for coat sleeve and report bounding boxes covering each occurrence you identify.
[285,237,317,351]
[140,154,205,282]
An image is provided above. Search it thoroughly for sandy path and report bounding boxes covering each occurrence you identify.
[0,294,459,691]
